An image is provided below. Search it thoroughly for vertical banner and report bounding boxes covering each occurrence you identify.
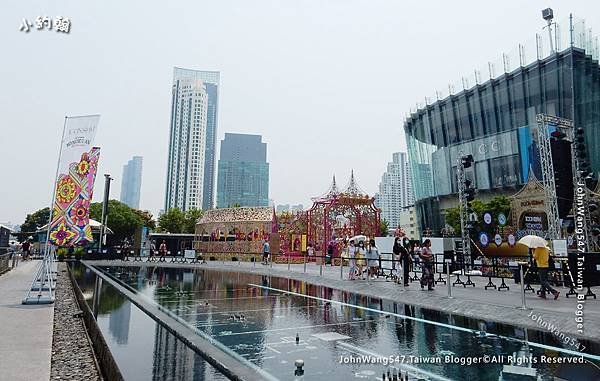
[49,115,101,246]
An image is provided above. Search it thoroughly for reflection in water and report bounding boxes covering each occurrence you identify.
[152,324,208,381]
[108,302,131,345]
[72,265,227,381]
[73,264,600,381]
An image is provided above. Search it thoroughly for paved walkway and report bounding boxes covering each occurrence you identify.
[90,258,600,342]
[0,260,54,381]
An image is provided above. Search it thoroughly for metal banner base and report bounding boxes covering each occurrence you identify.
[22,296,55,305]
[22,247,56,305]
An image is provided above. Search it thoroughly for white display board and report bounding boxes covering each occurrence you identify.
[184,249,196,259]
[551,239,568,257]
[380,253,394,270]
[375,237,395,254]
[423,237,445,254]
[375,237,396,270]
[436,254,444,273]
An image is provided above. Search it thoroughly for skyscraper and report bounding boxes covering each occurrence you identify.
[164,67,220,211]
[376,152,414,229]
[120,156,143,209]
[216,133,269,208]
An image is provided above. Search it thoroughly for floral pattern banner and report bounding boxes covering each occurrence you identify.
[49,147,100,246]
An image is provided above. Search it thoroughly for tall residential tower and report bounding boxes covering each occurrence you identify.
[164,67,219,211]
[120,156,143,209]
[216,133,269,208]
[375,152,414,229]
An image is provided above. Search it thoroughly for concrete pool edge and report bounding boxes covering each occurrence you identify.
[80,261,277,381]
[85,260,600,344]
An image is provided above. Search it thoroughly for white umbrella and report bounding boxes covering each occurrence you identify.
[349,235,367,243]
[518,235,547,248]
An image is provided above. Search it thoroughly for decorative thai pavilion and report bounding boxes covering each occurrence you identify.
[306,171,381,254]
[194,206,278,260]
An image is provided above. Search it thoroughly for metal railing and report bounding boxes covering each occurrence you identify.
[82,247,600,308]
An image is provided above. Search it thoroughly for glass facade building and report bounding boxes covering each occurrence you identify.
[216,133,269,208]
[405,18,600,234]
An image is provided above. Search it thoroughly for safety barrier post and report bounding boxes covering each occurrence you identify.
[319,256,323,276]
[519,264,527,309]
[446,260,453,298]
[303,252,307,273]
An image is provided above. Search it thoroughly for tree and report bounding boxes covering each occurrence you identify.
[444,196,511,235]
[380,219,390,236]
[157,208,202,233]
[184,208,203,234]
[132,209,156,230]
[157,208,186,233]
[90,200,144,244]
[21,207,50,235]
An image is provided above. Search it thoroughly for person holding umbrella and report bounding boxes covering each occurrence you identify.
[533,245,560,300]
[518,235,559,300]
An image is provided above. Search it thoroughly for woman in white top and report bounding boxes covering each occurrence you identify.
[347,240,357,280]
[366,239,380,280]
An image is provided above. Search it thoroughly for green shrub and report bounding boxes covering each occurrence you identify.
[57,247,67,261]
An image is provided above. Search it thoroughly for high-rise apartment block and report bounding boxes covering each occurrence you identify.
[376,152,414,229]
[164,67,219,211]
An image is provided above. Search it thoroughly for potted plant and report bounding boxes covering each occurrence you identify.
[74,247,84,261]
[57,247,67,262]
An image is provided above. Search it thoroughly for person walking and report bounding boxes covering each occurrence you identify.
[150,241,156,259]
[366,239,380,280]
[347,240,357,280]
[533,245,559,300]
[327,241,335,265]
[356,241,367,280]
[262,239,270,265]
[22,240,31,261]
[159,240,167,261]
[413,243,421,268]
[394,237,411,286]
[392,237,401,282]
[419,239,434,290]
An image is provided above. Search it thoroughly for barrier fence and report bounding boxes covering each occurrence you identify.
[0,252,13,276]
[78,247,599,303]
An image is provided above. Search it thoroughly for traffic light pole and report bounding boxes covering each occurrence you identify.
[457,158,472,269]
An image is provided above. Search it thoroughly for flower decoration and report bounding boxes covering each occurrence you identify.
[56,177,77,204]
[49,221,76,246]
[69,198,89,227]
[76,158,91,176]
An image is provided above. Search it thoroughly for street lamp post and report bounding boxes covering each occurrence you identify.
[99,174,112,253]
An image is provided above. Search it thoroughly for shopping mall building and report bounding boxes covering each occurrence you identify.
[404,16,600,235]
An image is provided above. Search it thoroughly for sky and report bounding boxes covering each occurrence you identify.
[1,0,599,226]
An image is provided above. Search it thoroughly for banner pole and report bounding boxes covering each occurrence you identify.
[23,116,67,305]
[43,116,68,257]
